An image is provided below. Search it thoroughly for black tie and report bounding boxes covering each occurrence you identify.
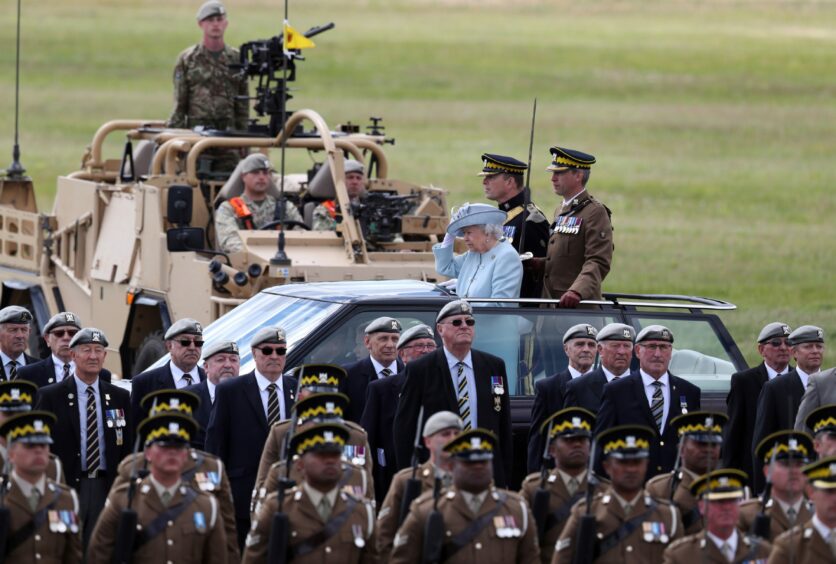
[182,373,193,387]
[7,360,17,381]
[380,368,393,378]
[86,386,100,474]
[62,363,71,381]
[266,383,279,426]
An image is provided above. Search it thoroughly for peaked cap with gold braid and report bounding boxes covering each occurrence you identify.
[804,456,836,489]
[0,410,55,445]
[540,407,595,441]
[546,147,596,172]
[478,153,527,177]
[805,403,836,436]
[290,422,349,456]
[669,411,727,444]
[690,468,748,500]
[140,389,201,418]
[297,364,346,393]
[139,413,197,447]
[442,428,497,462]
[293,392,349,425]
[0,380,37,413]
[755,429,813,464]
[596,424,654,460]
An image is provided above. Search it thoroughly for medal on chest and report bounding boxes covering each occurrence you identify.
[642,521,669,544]
[494,515,521,538]
[491,376,504,412]
[552,216,582,235]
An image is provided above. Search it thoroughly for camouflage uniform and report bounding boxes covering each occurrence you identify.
[167,43,248,130]
[215,194,304,253]
[312,202,338,231]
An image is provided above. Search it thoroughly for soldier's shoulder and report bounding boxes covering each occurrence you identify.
[176,44,201,62]
[740,532,771,552]
[345,420,368,435]
[496,488,525,503]
[524,203,549,224]
[774,522,809,545]
[46,479,75,496]
[192,448,221,465]
[224,44,240,57]
[738,498,760,512]
[521,472,540,487]
[646,473,671,489]
[665,532,702,553]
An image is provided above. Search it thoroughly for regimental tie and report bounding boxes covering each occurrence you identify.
[182,373,193,387]
[567,477,579,496]
[650,381,664,431]
[317,496,332,521]
[6,360,17,381]
[28,488,41,512]
[380,368,393,378]
[160,490,172,507]
[455,362,472,430]
[720,541,734,562]
[786,506,797,525]
[86,386,100,475]
[266,383,279,427]
[62,363,71,381]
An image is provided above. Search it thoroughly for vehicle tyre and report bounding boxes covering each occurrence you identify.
[132,330,166,375]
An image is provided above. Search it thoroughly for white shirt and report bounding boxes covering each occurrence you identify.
[812,514,836,544]
[370,356,399,379]
[444,347,478,427]
[0,351,26,378]
[796,367,812,389]
[561,188,588,209]
[707,529,737,560]
[254,370,286,420]
[52,355,75,383]
[206,379,217,404]
[640,369,670,430]
[567,365,587,379]
[170,362,199,389]
[74,375,106,471]
[602,366,630,383]
[765,362,788,381]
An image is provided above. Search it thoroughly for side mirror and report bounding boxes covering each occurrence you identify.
[166,227,205,252]
[167,185,193,226]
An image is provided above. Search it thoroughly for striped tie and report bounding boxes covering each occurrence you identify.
[380,368,393,378]
[86,386,100,474]
[455,362,471,430]
[266,383,279,427]
[62,363,71,381]
[182,373,193,387]
[650,381,664,431]
[7,360,17,381]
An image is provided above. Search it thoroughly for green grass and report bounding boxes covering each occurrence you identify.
[0,0,834,366]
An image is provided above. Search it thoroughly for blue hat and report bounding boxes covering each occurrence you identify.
[478,153,527,177]
[446,203,507,237]
[546,147,596,172]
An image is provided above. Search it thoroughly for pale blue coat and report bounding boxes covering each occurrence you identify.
[433,240,523,301]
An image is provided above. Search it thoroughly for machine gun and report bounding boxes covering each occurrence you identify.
[111,435,145,564]
[571,439,598,564]
[350,192,419,247]
[668,434,685,502]
[751,441,778,540]
[399,406,425,526]
[266,401,300,564]
[422,472,445,564]
[233,22,335,136]
[0,467,10,558]
[531,421,553,542]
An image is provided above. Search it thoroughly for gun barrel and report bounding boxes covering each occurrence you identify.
[304,22,335,39]
[267,512,290,564]
[110,508,138,564]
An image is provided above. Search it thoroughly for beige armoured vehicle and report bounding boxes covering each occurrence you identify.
[0,24,451,378]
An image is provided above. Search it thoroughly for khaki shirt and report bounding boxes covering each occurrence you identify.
[769,519,836,563]
[663,529,771,563]
[738,496,812,542]
[215,194,305,253]
[646,468,702,534]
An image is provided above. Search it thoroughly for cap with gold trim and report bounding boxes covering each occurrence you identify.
[139,413,197,447]
[293,392,349,425]
[290,422,349,456]
[805,404,836,436]
[0,411,55,445]
[690,469,748,500]
[443,428,497,462]
[546,147,596,172]
[478,153,527,177]
[140,389,201,418]
[597,424,654,460]
[755,430,814,464]
[540,407,595,441]
[0,381,37,413]
[670,411,728,444]
[804,456,836,489]
[297,364,346,393]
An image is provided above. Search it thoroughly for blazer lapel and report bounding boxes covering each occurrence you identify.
[244,373,267,430]
[591,371,606,402]
[472,352,493,424]
[630,376,656,430]
[756,363,769,386]
[64,377,81,449]
[160,361,176,389]
[298,488,327,524]
[282,375,295,414]
[810,525,834,559]
[436,350,457,407]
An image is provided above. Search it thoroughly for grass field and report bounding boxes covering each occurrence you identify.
[0,0,833,366]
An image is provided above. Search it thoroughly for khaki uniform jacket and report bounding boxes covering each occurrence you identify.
[215,195,305,253]
[377,461,439,557]
[391,486,540,564]
[645,470,702,535]
[113,448,239,563]
[737,497,813,542]
[255,418,374,494]
[520,470,590,564]
[542,191,613,301]
[554,490,682,564]
[243,486,378,564]
[88,476,227,564]
[5,478,82,564]
[663,530,771,563]
[768,519,835,563]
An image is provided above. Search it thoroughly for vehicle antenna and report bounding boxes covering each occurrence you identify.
[270,0,292,267]
[517,98,536,254]
[5,0,26,178]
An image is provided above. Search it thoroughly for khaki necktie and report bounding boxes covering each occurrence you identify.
[720,541,734,562]
[28,488,41,511]
[786,506,797,525]
[567,477,579,496]
[828,531,836,558]
[160,490,172,507]
[317,496,332,521]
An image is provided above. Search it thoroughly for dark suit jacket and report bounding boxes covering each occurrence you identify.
[183,379,214,451]
[526,369,573,473]
[723,362,771,488]
[17,356,112,389]
[594,372,701,480]
[342,356,404,423]
[393,348,513,487]
[563,367,614,414]
[1,352,38,380]
[36,376,133,491]
[360,370,404,506]
[205,371,296,544]
[751,368,804,493]
[130,361,206,424]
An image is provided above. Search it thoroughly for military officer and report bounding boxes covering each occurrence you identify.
[254,363,373,495]
[0,305,38,380]
[167,0,248,131]
[479,153,549,298]
[663,469,771,563]
[112,389,239,563]
[215,153,306,253]
[806,403,836,458]
[0,410,82,563]
[311,159,368,231]
[739,430,814,541]
[377,410,463,556]
[392,428,539,564]
[525,147,613,308]
[88,413,227,564]
[646,411,728,535]
[520,407,596,564]
[555,424,682,564]
[243,422,378,563]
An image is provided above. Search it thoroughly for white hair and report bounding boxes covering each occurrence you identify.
[482,223,504,240]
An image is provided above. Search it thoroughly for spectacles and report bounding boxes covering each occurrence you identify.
[257,346,287,356]
[51,329,78,338]
[765,339,789,348]
[641,343,672,352]
[444,318,475,327]
[403,343,437,351]
[177,339,204,348]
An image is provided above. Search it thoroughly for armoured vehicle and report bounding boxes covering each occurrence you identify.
[0,22,451,377]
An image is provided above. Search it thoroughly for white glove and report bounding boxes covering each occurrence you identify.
[441,232,456,247]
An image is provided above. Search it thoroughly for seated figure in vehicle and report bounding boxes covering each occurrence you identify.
[310,158,367,231]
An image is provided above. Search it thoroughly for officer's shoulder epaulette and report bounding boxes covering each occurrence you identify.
[524,203,548,223]
[495,488,525,503]
[645,473,670,487]
[46,479,74,495]
[738,498,760,510]
[345,420,368,435]
[666,533,699,552]
[412,489,437,507]
[650,496,675,508]
[521,472,541,486]
[392,466,413,481]
[340,488,365,503]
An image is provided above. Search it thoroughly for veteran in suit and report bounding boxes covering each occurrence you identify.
[394,300,513,487]
[797,367,836,433]
[88,412,227,564]
[723,322,793,486]
[595,325,701,479]
[205,325,296,548]
[0,410,82,563]
[739,430,814,542]
[662,469,771,563]
[0,305,39,380]
[243,422,378,563]
[342,316,404,424]
[767,455,836,563]
[527,324,598,473]
[185,339,240,450]
[564,322,636,414]
[392,428,540,564]
[130,318,208,423]
[555,425,682,563]
[36,327,132,547]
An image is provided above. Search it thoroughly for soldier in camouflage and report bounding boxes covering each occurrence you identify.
[167,1,248,131]
[311,159,367,231]
[215,154,304,253]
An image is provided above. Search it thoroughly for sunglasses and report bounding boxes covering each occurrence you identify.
[51,329,78,338]
[765,339,789,347]
[444,318,475,327]
[403,343,437,351]
[257,346,287,356]
[177,339,204,348]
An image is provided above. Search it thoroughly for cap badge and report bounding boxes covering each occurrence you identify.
[661,329,670,339]
[168,423,180,433]
[626,436,636,447]
[719,477,729,486]
[91,331,101,343]
[10,389,19,399]
[171,399,180,408]
[391,321,399,330]
[623,329,632,339]
[326,402,335,413]
[830,463,836,475]
[324,431,334,441]
[586,326,596,336]
[705,417,714,427]
[789,438,798,450]
[231,343,238,353]
[782,325,790,335]
[319,373,328,383]
[461,302,471,313]
[195,322,203,332]
[572,417,581,428]
[34,420,44,431]
[818,329,824,339]
[65,313,75,322]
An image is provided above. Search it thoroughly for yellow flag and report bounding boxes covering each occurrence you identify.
[284,21,316,50]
